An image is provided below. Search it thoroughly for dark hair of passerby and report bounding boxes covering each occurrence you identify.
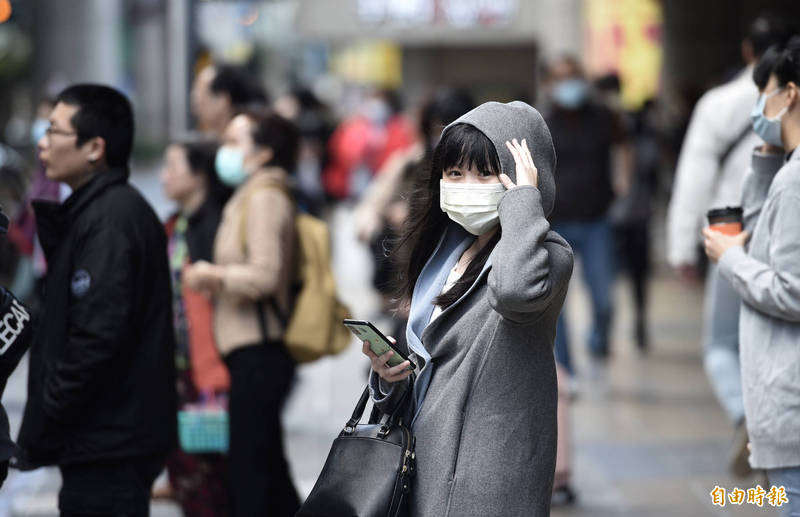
[746,15,794,59]
[773,36,800,87]
[753,44,786,89]
[594,74,621,95]
[175,136,232,206]
[546,54,585,79]
[211,64,268,108]
[243,109,300,173]
[56,84,134,167]
[395,123,501,308]
[419,89,476,154]
[380,89,404,116]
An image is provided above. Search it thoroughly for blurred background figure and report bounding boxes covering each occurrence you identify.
[608,97,662,352]
[160,136,231,516]
[191,64,268,138]
[273,88,334,216]
[322,88,415,201]
[184,110,301,517]
[543,54,632,377]
[543,56,633,506]
[665,13,793,479]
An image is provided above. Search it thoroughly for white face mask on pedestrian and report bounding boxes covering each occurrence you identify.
[439,180,506,236]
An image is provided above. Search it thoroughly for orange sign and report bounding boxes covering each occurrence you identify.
[0,0,12,24]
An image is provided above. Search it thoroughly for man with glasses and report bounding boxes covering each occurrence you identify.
[16,84,176,517]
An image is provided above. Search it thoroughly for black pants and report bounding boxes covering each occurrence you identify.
[225,343,299,517]
[613,223,650,346]
[58,454,164,517]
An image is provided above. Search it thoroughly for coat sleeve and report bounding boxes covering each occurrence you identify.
[43,219,136,423]
[368,370,413,417]
[219,188,294,301]
[488,186,573,324]
[665,92,730,268]
[718,192,800,322]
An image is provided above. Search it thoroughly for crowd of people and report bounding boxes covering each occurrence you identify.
[0,11,797,517]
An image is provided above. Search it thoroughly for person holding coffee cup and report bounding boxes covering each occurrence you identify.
[704,37,800,513]
[700,44,788,480]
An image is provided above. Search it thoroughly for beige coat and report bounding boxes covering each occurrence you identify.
[213,168,295,356]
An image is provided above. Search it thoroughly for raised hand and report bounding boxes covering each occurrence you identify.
[501,138,539,190]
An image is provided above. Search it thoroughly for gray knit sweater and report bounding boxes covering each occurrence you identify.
[718,147,800,469]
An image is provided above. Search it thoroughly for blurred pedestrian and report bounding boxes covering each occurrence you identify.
[704,37,800,514]
[543,55,632,374]
[667,15,792,477]
[15,84,177,517]
[184,110,301,516]
[322,89,415,200]
[609,99,662,351]
[274,88,334,216]
[191,64,268,138]
[161,136,232,516]
[668,15,790,278]
[365,101,573,517]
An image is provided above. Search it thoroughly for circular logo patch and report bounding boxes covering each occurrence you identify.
[71,270,92,298]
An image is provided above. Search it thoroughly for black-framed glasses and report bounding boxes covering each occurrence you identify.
[45,125,77,138]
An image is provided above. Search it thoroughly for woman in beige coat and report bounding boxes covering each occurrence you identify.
[185,109,300,516]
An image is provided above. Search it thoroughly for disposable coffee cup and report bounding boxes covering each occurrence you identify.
[707,206,743,236]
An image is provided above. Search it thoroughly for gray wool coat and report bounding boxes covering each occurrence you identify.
[371,101,574,517]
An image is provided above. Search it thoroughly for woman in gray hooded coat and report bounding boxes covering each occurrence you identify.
[363,101,574,516]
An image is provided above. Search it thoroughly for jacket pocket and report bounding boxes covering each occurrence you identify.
[443,476,458,517]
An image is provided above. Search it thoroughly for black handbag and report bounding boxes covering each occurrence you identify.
[296,385,415,517]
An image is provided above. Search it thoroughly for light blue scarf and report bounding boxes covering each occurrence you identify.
[406,222,494,423]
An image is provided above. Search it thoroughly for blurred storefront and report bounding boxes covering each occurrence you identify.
[3,0,799,158]
[296,0,583,105]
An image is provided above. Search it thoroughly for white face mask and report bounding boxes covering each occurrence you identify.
[439,179,506,235]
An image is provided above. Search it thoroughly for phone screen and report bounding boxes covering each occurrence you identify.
[344,319,416,370]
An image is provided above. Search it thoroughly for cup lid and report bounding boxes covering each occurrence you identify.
[707,206,743,219]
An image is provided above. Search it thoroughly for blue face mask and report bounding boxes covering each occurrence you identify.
[215,146,249,187]
[751,88,788,147]
[552,79,589,110]
[31,118,48,146]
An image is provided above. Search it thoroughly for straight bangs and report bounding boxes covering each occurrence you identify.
[436,124,501,177]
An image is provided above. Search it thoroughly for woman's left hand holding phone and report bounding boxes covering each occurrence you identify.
[362,337,414,383]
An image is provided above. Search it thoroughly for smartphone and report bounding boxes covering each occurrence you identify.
[343,319,417,371]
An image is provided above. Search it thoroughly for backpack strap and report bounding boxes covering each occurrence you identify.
[237,181,295,343]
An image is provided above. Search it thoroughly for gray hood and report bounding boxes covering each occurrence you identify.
[442,100,557,217]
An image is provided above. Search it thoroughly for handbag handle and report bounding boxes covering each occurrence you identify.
[344,386,371,432]
[344,385,407,436]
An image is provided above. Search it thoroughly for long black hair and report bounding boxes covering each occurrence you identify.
[754,44,785,90]
[394,123,502,310]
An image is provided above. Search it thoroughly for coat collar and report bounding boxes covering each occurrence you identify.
[32,167,129,256]
[411,223,495,348]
